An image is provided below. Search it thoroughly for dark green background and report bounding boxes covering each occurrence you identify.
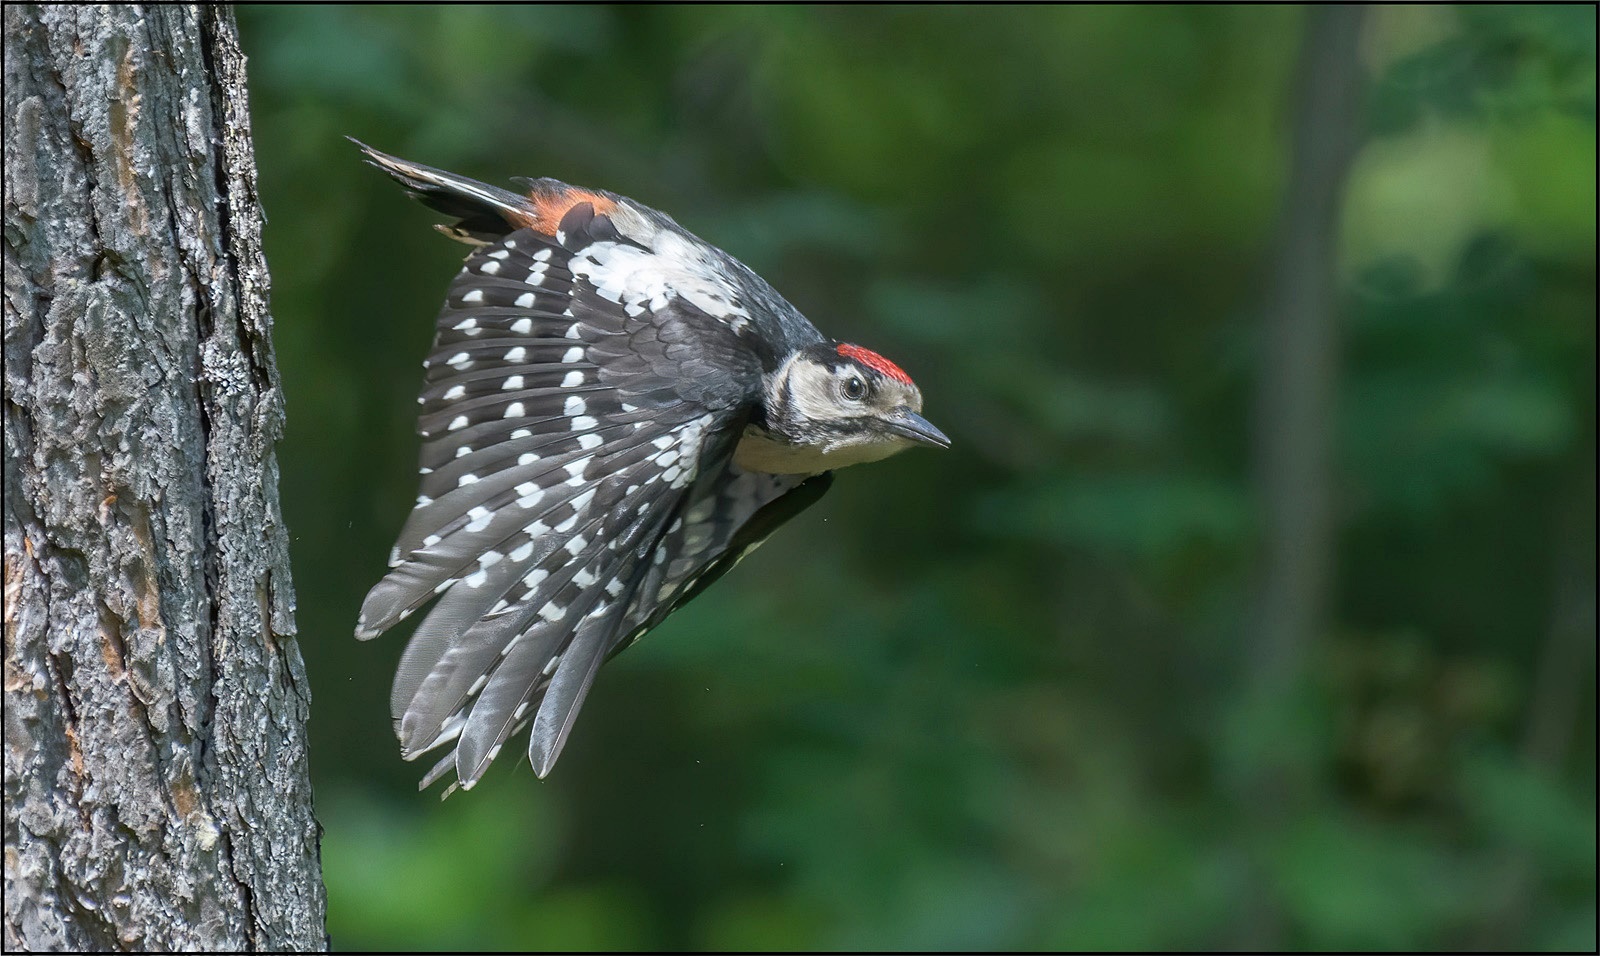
[237,5,1594,950]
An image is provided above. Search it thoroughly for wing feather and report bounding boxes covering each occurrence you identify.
[617,466,832,648]
[453,474,678,784]
[394,425,710,753]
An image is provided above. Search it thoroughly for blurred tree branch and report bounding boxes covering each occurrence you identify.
[3,5,326,950]
[1250,3,1367,697]
[1236,4,1367,948]
[1486,451,1597,947]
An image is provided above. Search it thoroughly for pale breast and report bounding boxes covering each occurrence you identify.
[732,425,907,475]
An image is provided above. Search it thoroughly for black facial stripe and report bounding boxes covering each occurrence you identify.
[775,371,792,423]
[746,398,769,430]
[825,416,879,436]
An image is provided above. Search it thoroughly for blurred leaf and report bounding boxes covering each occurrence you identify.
[1342,366,1575,517]
[320,782,564,950]
[1494,112,1598,260]
[503,885,653,951]
[1343,123,1515,287]
[704,894,824,952]
[1046,819,1237,950]
[868,275,1039,351]
[1459,750,1598,878]
[1270,812,1473,950]
[978,473,1251,559]
[699,190,900,270]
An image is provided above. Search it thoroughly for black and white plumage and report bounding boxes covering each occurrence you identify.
[352,140,948,791]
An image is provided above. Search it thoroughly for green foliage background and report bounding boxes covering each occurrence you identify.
[237,5,1594,950]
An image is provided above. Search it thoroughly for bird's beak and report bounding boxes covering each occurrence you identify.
[886,408,951,449]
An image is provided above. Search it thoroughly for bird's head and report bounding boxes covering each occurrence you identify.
[755,342,949,472]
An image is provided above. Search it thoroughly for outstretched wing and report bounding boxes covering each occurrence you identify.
[615,466,833,655]
[354,145,795,788]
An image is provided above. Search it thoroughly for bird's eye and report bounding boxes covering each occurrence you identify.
[841,376,867,402]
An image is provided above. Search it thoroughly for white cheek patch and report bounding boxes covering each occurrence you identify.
[789,360,852,423]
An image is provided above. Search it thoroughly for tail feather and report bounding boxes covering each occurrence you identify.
[350,137,537,244]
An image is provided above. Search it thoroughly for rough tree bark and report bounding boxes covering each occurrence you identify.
[4,5,327,950]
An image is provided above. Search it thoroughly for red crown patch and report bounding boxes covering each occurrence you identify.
[837,343,912,385]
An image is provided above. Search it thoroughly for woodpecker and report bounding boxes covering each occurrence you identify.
[352,140,948,792]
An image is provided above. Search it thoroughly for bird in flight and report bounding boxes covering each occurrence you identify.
[353,140,948,792]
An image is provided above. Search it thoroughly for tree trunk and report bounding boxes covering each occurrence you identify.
[1232,6,1366,950]
[4,5,327,950]
[1249,3,1366,697]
